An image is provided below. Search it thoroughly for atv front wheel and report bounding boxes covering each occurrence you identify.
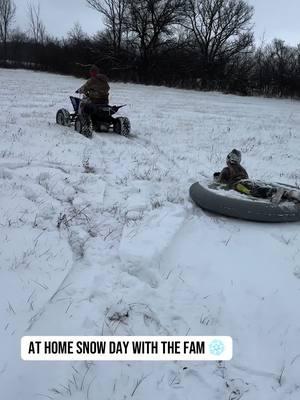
[75,116,93,138]
[113,117,131,136]
[56,109,71,126]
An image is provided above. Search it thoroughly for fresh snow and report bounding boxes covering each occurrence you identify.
[1,68,300,399]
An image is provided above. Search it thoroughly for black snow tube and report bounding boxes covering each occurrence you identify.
[189,182,300,223]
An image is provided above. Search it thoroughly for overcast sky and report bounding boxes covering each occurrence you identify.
[14,0,300,46]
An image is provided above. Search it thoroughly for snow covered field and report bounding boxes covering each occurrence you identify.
[1,68,300,400]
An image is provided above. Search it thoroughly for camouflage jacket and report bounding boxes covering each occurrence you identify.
[77,74,110,102]
[218,164,249,185]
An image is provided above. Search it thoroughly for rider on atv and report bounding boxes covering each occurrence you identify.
[76,65,110,135]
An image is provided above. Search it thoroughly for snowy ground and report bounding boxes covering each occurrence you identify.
[1,68,300,400]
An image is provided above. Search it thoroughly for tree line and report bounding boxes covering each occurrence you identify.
[1,0,300,98]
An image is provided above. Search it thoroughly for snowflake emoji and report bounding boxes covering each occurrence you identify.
[209,339,225,356]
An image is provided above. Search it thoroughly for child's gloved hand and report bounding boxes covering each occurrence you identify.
[213,172,220,181]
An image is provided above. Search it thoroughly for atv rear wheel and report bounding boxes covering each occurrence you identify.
[113,117,131,136]
[75,116,93,138]
[56,109,71,126]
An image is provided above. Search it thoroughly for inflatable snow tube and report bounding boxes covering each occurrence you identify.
[189,182,300,223]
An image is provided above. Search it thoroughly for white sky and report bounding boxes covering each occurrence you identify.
[13,0,300,45]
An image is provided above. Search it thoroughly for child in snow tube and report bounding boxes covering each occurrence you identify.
[213,149,248,185]
[214,149,300,203]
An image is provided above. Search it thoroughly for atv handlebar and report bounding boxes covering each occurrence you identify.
[111,105,126,112]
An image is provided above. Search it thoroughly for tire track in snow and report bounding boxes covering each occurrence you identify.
[128,133,182,171]
[22,134,133,331]
[128,132,210,184]
[24,128,197,330]
[22,127,195,331]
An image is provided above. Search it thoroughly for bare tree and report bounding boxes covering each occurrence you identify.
[27,1,46,44]
[127,0,184,81]
[182,0,254,82]
[0,0,16,59]
[67,22,87,45]
[261,39,298,96]
[86,0,127,56]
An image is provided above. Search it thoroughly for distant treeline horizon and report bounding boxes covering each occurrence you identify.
[1,0,300,98]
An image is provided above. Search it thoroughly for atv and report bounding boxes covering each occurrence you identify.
[56,96,131,138]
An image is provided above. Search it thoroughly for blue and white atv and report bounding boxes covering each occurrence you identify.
[56,96,131,138]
